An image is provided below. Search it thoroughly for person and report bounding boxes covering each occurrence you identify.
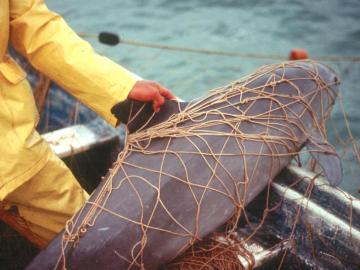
[0,0,175,248]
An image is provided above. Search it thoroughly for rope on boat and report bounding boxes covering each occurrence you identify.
[79,32,360,62]
[118,39,360,63]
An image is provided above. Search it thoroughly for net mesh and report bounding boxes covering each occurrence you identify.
[1,49,359,269]
[55,60,348,269]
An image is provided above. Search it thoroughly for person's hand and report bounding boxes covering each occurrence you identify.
[127,80,176,112]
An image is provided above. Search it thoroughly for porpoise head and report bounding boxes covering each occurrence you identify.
[282,61,342,186]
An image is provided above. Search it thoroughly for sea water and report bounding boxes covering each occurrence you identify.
[46,0,360,197]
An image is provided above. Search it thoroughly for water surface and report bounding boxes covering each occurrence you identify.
[46,0,360,197]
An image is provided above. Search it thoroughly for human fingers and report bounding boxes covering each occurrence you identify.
[152,82,176,100]
[152,89,165,112]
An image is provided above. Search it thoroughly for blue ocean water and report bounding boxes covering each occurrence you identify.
[46,0,360,197]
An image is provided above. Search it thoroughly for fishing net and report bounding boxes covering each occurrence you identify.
[1,49,359,269]
[42,60,359,270]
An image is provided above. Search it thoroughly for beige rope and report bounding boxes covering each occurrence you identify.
[57,60,343,269]
[119,38,360,62]
[79,33,360,62]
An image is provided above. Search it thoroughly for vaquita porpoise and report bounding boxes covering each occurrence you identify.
[27,60,342,269]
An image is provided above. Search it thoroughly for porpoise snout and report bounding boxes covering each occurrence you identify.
[317,62,340,87]
[312,61,340,106]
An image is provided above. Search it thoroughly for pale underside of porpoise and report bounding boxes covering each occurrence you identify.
[27,60,342,270]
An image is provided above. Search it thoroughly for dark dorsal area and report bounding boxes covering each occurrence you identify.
[111,99,188,133]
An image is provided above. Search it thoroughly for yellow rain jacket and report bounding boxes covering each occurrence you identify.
[0,0,137,200]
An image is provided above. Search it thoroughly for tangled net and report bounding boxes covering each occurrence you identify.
[45,60,343,270]
[162,232,254,270]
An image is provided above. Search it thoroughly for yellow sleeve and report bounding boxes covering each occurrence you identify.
[9,0,138,126]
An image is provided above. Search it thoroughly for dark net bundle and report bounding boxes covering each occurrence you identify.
[162,232,253,270]
[28,60,360,270]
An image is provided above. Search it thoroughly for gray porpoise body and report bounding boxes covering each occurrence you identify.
[27,61,341,270]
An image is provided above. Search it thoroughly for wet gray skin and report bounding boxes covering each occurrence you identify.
[27,61,341,270]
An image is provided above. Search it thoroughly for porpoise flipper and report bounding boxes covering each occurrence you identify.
[306,130,343,186]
